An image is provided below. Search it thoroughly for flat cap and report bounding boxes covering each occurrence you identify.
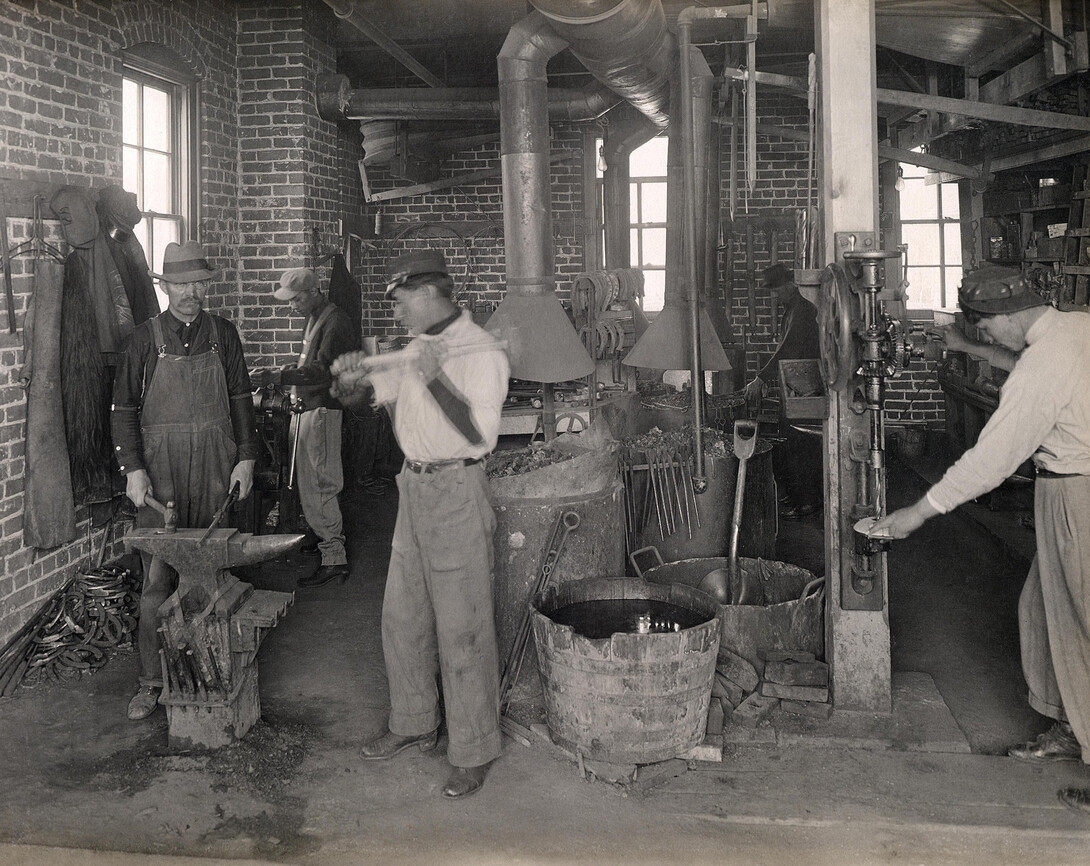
[274,268,318,301]
[385,250,449,299]
[959,265,1048,315]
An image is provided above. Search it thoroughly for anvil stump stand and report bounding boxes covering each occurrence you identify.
[125,526,301,750]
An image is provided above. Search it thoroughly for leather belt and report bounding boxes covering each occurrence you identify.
[404,457,483,474]
[1036,467,1087,479]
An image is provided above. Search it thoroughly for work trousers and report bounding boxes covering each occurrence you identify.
[381,462,502,768]
[292,408,347,567]
[1019,474,1090,763]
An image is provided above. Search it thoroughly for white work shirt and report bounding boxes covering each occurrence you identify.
[928,307,1090,513]
[369,310,509,462]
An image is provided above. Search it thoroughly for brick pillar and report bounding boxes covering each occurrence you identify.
[236,0,340,366]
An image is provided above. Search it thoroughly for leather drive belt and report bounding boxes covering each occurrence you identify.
[405,457,482,474]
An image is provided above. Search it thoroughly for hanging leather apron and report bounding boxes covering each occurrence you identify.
[136,315,236,530]
[24,256,78,548]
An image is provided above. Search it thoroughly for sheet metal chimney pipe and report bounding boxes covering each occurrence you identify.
[486,12,595,382]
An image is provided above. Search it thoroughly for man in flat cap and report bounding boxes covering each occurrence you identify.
[111,240,258,721]
[252,268,357,587]
[873,266,1090,814]
[330,250,509,800]
[743,264,822,519]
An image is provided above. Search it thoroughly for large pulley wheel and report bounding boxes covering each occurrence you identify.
[817,263,855,392]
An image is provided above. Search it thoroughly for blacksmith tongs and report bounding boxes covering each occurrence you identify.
[198,480,241,546]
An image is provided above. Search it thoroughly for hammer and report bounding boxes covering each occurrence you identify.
[143,495,178,533]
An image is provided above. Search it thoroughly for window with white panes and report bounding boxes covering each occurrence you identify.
[123,56,194,305]
[629,136,668,312]
[899,159,962,310]
[593,135,669,313]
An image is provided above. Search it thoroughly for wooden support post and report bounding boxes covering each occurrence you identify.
[816,0,891,714]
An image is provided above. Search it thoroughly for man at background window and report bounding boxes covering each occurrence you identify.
[112,240,257,721]
[252,268,357,588]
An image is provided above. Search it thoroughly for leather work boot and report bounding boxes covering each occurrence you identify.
[1008,721,1082,763]
[441,760,493,800]
[359,729,439,761]
[1058,787,1090,815]
[126,685,161,721]
[298,564,349,588]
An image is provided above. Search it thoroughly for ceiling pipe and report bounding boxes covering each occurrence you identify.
[322,0,445,88]
[531,0,676,129]
[316,73,620,122]
[485,12,595,383]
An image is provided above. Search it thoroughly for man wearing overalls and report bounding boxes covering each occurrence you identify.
[111,240,258,721]
[252,268,357,587]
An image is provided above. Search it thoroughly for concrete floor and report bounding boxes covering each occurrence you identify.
[1,458,1089,865]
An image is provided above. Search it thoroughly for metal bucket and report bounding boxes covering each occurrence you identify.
[531,577,721,764]
[637,553,825,669]
[632,444,777,562]
[492,482,625,665]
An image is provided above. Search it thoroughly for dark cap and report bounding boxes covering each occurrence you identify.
[763,264,794,290]
[958,265,1049,315]
[385,250,449,299]
[274,268,318,301]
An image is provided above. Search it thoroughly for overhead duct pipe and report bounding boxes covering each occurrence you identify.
[316,74,619,122]
[530,0,676,129]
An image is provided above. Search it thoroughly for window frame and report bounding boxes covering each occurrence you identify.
[122,46,199,275]
[899,161,963,311]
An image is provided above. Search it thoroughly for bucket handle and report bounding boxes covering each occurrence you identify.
[628,545,664,578]
[789,576,826,631]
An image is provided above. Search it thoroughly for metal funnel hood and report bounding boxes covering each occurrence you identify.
[623,297,731,370]
[486,293,593,382]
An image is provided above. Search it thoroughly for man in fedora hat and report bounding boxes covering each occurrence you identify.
[252,268,357,587]
[743,263,822,519]
[872,266,1090,814]
[111,240,259,721]
[330,250,509,800]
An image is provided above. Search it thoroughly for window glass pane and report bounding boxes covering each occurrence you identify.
[630,187,640,223]
[900,177,938,220]
[143,86,171,152]
[123,79,140,145]
[901,159,927,179]
[944,223,962,265]
[151,217,181,277]
[143,152,173,212]
[640,182,667,222]
[123,145,141,205]
[945,266,964,299]
[642,269,665,312]
[132,221,150,267]
[630,137,667,178]
[941,183,960,219]
[640,228,666,267]
[906,266,941,309]
[903,224,941,265]
[630,228,639,266]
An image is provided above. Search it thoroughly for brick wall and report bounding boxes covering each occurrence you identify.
[0,0,352,648]
[346,123,589,341]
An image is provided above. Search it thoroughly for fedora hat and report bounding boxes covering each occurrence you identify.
[151,241,221,283]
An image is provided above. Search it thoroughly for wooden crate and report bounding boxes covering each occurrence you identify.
[778,360,827,419]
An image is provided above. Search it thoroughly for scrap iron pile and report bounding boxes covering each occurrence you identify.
[486,445,577,478]
[0,565,139,696]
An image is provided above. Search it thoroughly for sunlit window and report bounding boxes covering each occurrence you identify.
[123,55,193,303]
[899,159,962,310]
[629,137,668,312]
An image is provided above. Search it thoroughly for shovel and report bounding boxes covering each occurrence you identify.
[728,419,759,605]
